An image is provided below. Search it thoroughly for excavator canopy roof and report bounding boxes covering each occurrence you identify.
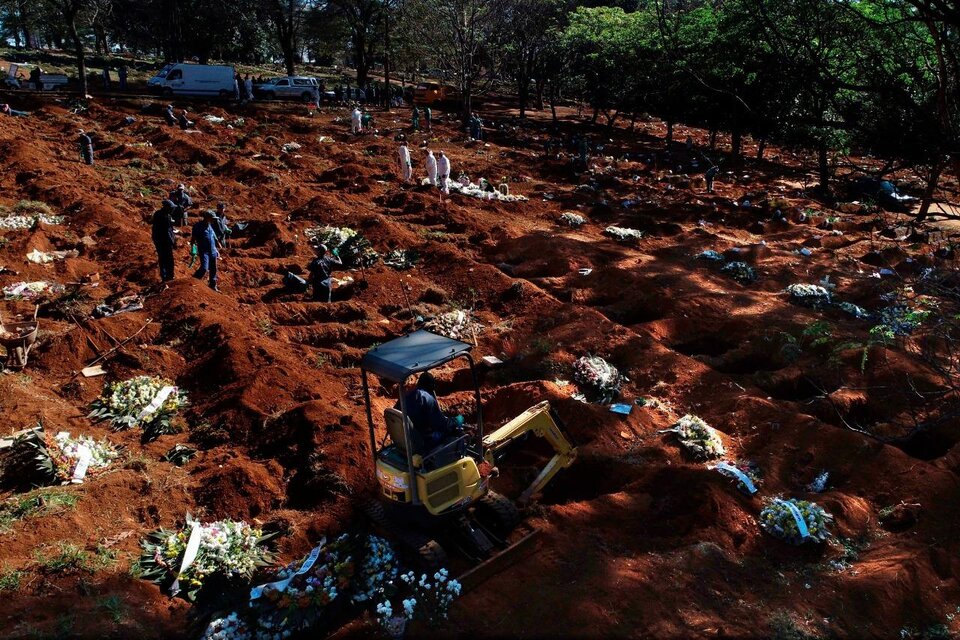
[361,329,473,383]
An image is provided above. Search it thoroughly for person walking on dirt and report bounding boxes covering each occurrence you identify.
[151,200,178,283]
[233,74,241,101]
[412,106,420,132]
[213,202,231,246]
[118,65,128,91]
[424,106,432,132]
[307,244,342,303]
[244,74,254,101]
[191,210,222,291]
[102,67,111,90]
[577,136,589,171]
[396,372,464,453]
[425,149,438,186]
[29,67,41,91]
[703,156,720,193]
[169,183,192,226]
[78,130,94,165]
[437,151,451,195]
[398,141,412,184]
[351,106,362,134]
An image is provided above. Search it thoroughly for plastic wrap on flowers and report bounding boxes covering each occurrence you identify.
[88,375,187,442]
[786,283,832,307]
[25,430,119,484]
[760,497,833,544]
[721,261,757,284]
[424,310,483,341]
[558,212,585,228]
[835,301,870,319]
[305,226,379,268]
[138,516,275,602]
[666,415,726,459]
[712,459,761,495]
[2,281,66,301]
[696,250,725,261]
[573,355,624,403]
[604,226,644,243]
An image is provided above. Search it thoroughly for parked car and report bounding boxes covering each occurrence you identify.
[254,76,319,102]
[849,176,918,212]
[150,63,235,98]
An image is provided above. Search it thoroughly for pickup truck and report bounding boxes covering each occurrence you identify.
[4,64,69,91]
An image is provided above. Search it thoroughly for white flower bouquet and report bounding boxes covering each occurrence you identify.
[201,612,253,640]
[835,301,869,319]
[713,459,761,495]
[760,497,833,544]
[89,375,187,442]
[139,516,275,601]
[667,415,726,459]
[721,261,757,284]
[0,213,65,230]
[447,179,528,202]
[377,568,462,629]
[786,283,832,307]
[604,226,644,243]
[382,249,419,271]
[28,430,120,484]
[559,212,585,228]
[2,281,65,300]
[425,310,484,341]
[573,355,624,403]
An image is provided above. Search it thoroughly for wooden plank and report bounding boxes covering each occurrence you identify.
[457,527,541,593]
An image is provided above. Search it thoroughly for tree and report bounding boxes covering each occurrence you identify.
[45,0,90,95]
[263,0,311,76]
[497,0,568,118]
[327,0,385,87]
[404,0,505,123]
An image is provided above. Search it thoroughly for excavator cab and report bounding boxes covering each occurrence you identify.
[360,330,577,563]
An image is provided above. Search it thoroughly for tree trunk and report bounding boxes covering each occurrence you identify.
[757,137,767,160]
[817,140,830,193]
[917,162,945,221]
[66,13,87,97]
[549,81,558,124]
[590,104,599,124]
[517,75,528,118]
[731,127,742,161]
[535,77,544,110]
[384,8,391,110]
[666,121,674,145]
[709,129,717,151]
[355,31,368,87]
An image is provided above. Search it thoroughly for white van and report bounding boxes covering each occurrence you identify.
[152,63,235,98]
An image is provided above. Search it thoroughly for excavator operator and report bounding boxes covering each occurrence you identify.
[396,372,465,453]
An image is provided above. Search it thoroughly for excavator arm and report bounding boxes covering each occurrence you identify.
[482,401,577,504]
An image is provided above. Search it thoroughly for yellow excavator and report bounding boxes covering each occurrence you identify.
[360,329,577,569]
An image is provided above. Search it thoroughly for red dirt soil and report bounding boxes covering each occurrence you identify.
[0,91,958,639]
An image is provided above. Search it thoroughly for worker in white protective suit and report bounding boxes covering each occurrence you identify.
[398,141,412,184]
[425,150,438,186]
[351,106,362,134]
[437,151,451,196]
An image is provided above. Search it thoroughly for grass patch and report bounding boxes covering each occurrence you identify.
[97,595,125,624]
[0,566,24,591]
[33,542,93,574]
[13,200,54,216]
[256,317,275,336]
[768,611,820,640]
[0,490,80,532]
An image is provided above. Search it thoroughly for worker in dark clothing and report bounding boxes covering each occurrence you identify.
[118,65,128,90]
[307,244,342,302]
[177,109,194,130]
[395,372,464,452]
[213,202,231,246]
[151,200,177,282]
[78,130,94,165]
[164,104,177,126]
[29,67,41,91]
[703,156,720,193]
[169,183,192,226]
[191,210,221,291]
